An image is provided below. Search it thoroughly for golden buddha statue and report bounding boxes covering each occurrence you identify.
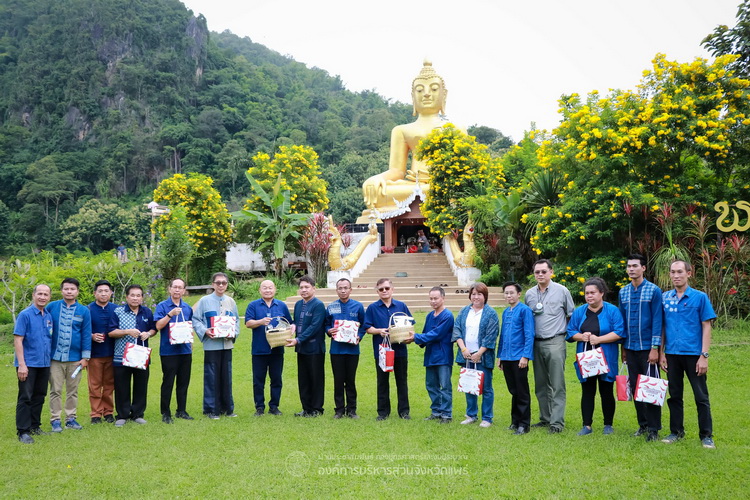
[359,60,461,222]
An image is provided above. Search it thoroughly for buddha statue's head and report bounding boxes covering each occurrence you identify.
[411,59,447,116]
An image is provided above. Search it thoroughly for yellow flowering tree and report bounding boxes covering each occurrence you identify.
[153,173,233,257]
[515,54,750,295]
[416,124,504,237]
[245,145,329,215]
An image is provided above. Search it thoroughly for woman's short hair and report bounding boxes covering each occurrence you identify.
[583,277,609,295]
[469,282,489,304]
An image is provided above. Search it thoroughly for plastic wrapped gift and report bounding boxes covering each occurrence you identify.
[211,315,237,338]
[333,319,360,345]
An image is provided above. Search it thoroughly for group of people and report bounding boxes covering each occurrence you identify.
[13,256,716,450]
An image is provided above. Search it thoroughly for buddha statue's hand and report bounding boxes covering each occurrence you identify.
[363,174,388,207]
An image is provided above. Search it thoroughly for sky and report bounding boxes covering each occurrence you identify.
[181,0,742,142]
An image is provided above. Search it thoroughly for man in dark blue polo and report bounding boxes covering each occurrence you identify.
[364,278,413,421]
[287,276,326,417]
[14,284,54,444]
[660,260,717,449]
[154,278,194,424]
[87,280,117,424]
[245,280,292,416]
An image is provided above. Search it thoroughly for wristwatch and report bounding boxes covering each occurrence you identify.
[651,345,659,350]
[701,351,709,358]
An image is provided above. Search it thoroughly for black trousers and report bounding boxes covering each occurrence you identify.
[16,366,50,435]
[501,361,531,428]
[376,356,409,418]
[581,377,615,426]
[666,354,713,438]
[297,353,325,414]
[114,365,149,420]
[331,354,359,414]
[160,354,192,415]
[203,349,234,415]
[625,349,662,431]
[252,350,284,410]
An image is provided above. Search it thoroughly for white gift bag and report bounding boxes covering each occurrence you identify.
[168,310,194,345]
[458,362,484,395]
[211,315,237,338]
[635,365,669,406]
[576,342,610,379]
[122,339,151,370]
[333,319,360,345]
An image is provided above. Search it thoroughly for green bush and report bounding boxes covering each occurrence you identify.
[480,264,505,287]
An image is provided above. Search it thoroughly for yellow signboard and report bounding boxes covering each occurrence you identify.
[715,201,750,232]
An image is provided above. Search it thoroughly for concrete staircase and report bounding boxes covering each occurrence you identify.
[285,253,507,312]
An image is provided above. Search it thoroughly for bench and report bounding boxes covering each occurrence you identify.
[186,284,214,295]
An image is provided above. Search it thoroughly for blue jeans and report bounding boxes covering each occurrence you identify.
[464,365,494,422]
[425,365,452,418]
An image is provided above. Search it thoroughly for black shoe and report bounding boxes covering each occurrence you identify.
[508,424,518,431]
[175,411,194,420]
[531,422,549,428]
[348,412,360,419]
[646,431,659,442]
[104,415,115,424]
[306,411,321,418]
[162,414,174,424]
[29,428,48,436]
[254,409,265,417]
[439,417,452,424]
[18,433,34,444]
[333,413,344,419]
[295,411,307,417]
[269,408,282,416]
[400,414,411,420]
[225,413,238,418]
[376,415,388,421]
[633,426,648,437]
[206,413,220,420]
[90,417,102,425]
[548,425,563,434]
[514,426,529,435]
[424,415,441,421]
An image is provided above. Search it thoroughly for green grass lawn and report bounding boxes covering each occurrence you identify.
[1,302,749,498]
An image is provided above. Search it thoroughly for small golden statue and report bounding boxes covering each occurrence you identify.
[359,60,458,221]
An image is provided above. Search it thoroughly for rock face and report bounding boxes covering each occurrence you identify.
[185,16,208,81]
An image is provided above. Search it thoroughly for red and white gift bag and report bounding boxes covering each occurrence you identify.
[169,311,194,344]
[211,315,237,338]
[122,340,151,370]
[378,337,394,372]
[635,365,668,406]
[458,363,484,396]
[333,319,360,345]
[576,343,610,379]
[616,363,631,401]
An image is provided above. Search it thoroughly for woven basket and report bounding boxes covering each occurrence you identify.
[266,317,294,348]
[388,312,414,344]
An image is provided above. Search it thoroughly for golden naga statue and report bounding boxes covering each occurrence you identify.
[360,60,461,220]
[328,216,379,271]
[446,219,476,268]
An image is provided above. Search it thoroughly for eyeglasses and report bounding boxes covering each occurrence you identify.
[377,287,391,292]
[533,270,549,275]
[213,281,228,286]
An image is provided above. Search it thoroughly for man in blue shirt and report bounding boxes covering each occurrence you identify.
[325,278,366,419]
[619,254,663,441]
[154,278,194,424]
[46,278,92,432]
[287,276,326,417]
[108,285,156,427]
[659,260,717,449]
[498,282,535,435]
[245,280,292,416]
[14,284,53,444]
[364,278,413,420]
[87,280,117,424]
[405,287,454,423]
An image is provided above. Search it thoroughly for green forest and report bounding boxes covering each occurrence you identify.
[0,0,511,255]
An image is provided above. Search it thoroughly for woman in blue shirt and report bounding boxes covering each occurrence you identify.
[452,282,499,428]
[566,277,625,436]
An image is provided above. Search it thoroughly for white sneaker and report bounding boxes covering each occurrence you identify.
[115,419,127,427]
[133,418,147,425]
[461,417,477,425]
[479,420,492,428]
